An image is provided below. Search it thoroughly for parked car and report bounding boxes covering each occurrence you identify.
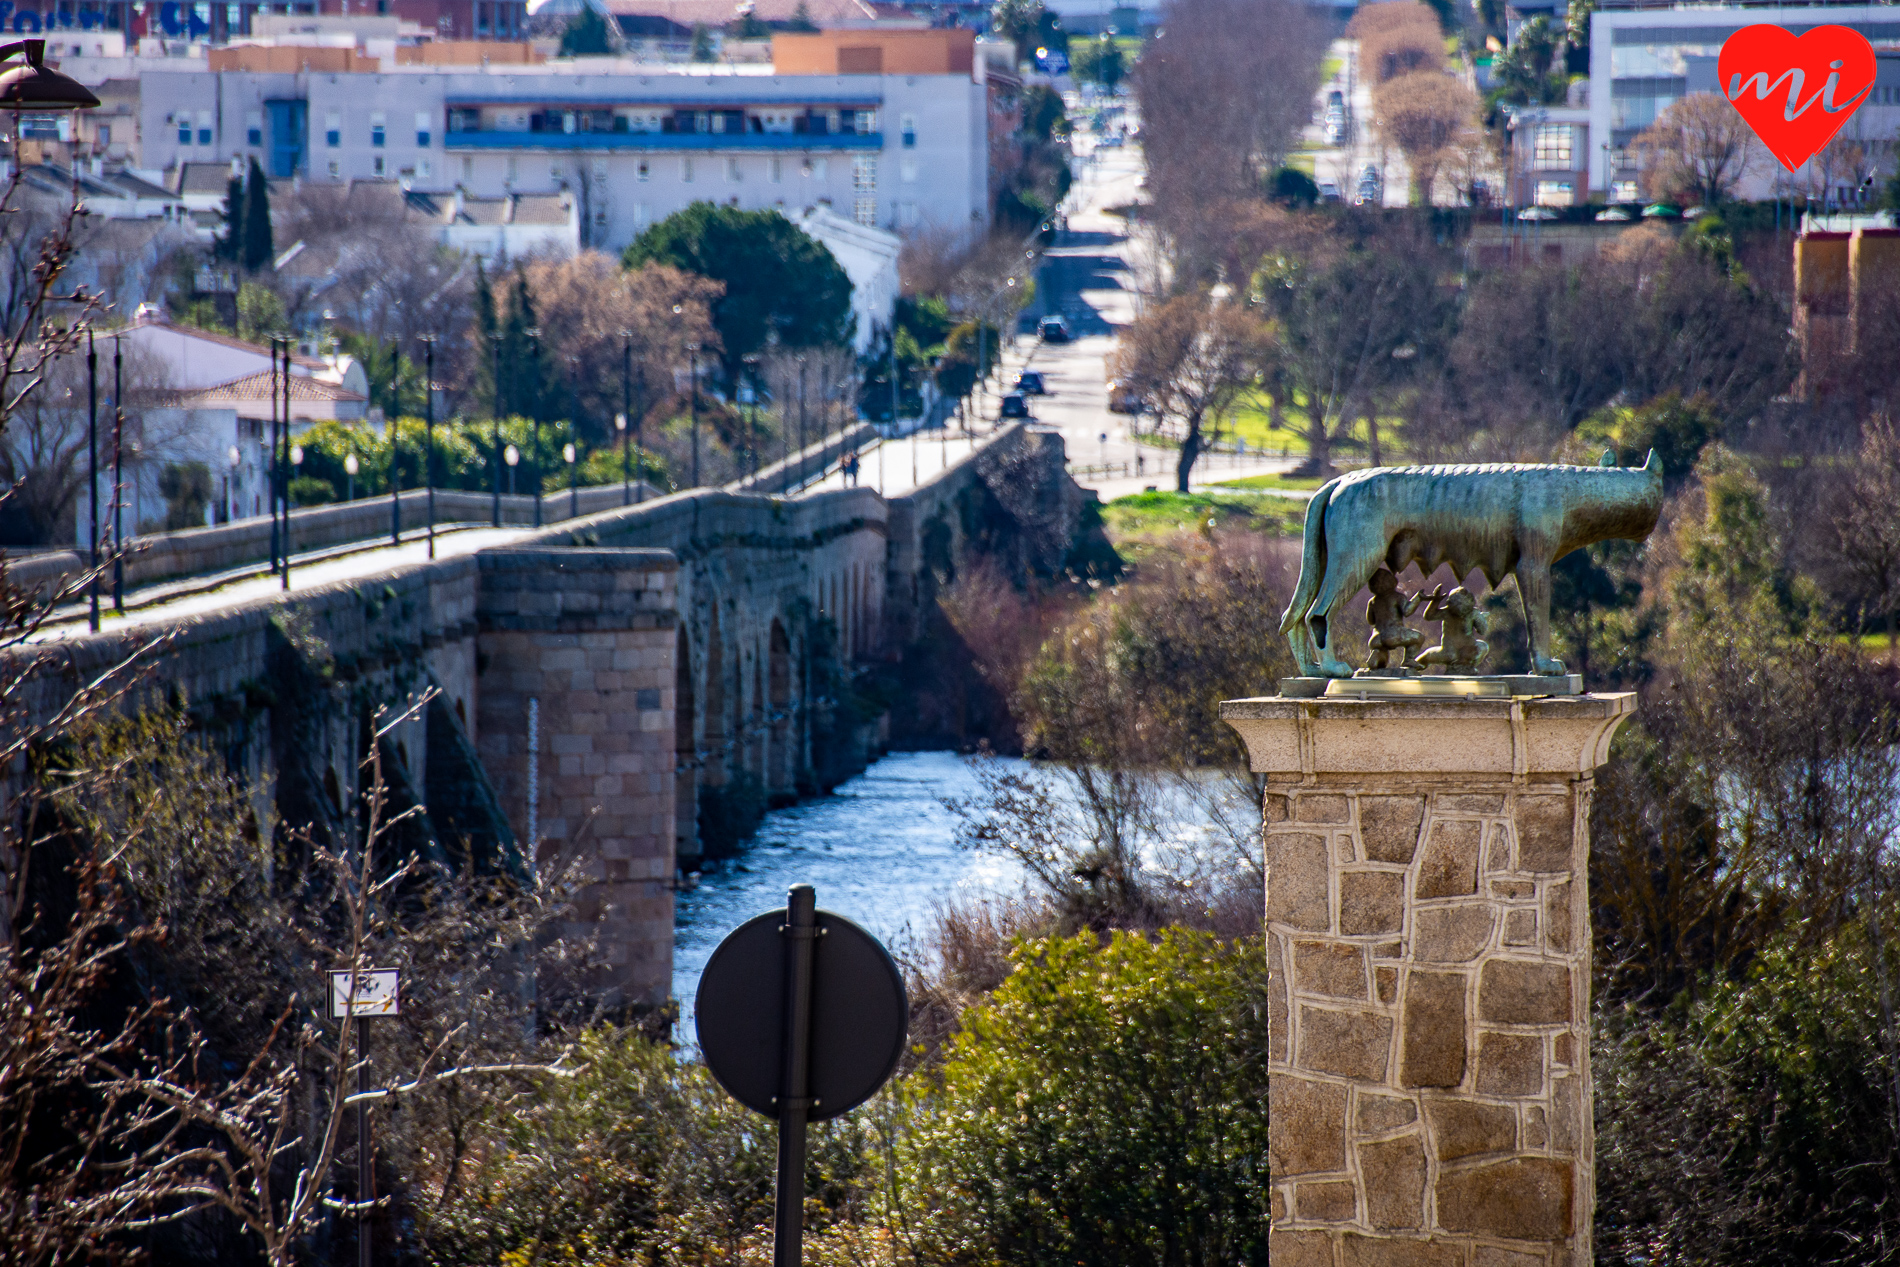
[1106,378,1145,414]
[1000,391,1031,419]
[1327,89,1345,110]
[1014,370,1048,395]
[1317,180,1342,203]
[1038,315,1072,343]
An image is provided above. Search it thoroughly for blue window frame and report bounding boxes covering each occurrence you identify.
[371,125,385,147]
[197,127,211,145]
[416,130,430,147]
[327,129,340,147]
[177,123,190,144]
[247,126,262,145]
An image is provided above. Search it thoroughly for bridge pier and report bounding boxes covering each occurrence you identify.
[475,549,680,1009]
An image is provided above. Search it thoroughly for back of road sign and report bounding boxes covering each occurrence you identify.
[695,908,907,1121]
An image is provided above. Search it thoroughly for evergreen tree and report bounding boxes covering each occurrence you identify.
[559,6,613,55]
[502,270,556,424]
[785,0,818,31]
[217,173,243,262]
[688,22,715,60]
[242,158,274,271]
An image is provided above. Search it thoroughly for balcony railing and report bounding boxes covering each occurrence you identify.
[443,130,883,151]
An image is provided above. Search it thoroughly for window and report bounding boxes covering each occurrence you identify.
[853,108,878,134]
[769,157,782,183]
[1611,178,1639,202]
[591,158,607,180]
[461,155,474,181]
[898,200,918,227]
[371,112,386,148]
[199,128,213,145]
[506,155,518,184]
[900,112,915,147]
[726,157,742,182]
[246,109,262,147]
[636,157,650,181]
[96,124,110,147]
[328,158,341,178]
[1532,123,1573,170]
[416,111,431,147]
[418,158,432,179]
[177,120,190,145]
[1534,179,1573,206]
[804,156,827,180]
[373,155,386,177]
[681,157,694,182]
[550,158,562,180]
[900,157,917,183]
[326,111,341,147]
[197,111,212,146]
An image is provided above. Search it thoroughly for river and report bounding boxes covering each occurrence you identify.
[671,751,1026,1033]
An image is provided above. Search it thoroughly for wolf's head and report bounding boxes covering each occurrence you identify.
[1557,449,1664,558]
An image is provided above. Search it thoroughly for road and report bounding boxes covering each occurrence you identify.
[1301,36,1412,207]
[1000,133,1301,500]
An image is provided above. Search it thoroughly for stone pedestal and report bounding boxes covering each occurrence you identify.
[1221,694,1636,1267]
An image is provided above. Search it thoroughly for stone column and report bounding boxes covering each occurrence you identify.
[477,548,680,1008]
[1221,694,1636,1267]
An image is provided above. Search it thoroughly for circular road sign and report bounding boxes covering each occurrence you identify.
[695,907,908,1122]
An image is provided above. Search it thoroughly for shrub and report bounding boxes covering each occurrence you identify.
[897,929,1272,1265]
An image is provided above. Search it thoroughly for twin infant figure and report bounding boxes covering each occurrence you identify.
[1362,568,1490,676]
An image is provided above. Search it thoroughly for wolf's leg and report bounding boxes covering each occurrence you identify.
[1307,556,1374,679]
[1516,561,1566,675]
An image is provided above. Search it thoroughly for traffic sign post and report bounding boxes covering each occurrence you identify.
[696,885,907,1267]
[330,968,400,1267]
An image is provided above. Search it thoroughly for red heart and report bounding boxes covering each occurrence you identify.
[1719,24,1875,171]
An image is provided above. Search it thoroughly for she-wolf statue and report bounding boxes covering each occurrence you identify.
[1279,452,1665,679]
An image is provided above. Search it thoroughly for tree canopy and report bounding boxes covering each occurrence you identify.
[622,203,851,385]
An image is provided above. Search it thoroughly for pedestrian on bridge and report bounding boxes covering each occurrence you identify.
[844,453,860,487]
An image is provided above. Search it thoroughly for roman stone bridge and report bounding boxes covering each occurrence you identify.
[2,423,1086,1008]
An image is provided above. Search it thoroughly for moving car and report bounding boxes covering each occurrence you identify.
[1013,370,1048,395]
[1107,378,1145,414]
[1038,315,1072,343]
[1000,391,1031,419]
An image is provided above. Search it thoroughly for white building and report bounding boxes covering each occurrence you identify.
[134,28,992,254]
[1589,3,1900,202]
[788,204,898,350]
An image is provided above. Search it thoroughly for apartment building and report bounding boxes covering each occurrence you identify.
[1588,2,1900,202]
[136,28,990,252]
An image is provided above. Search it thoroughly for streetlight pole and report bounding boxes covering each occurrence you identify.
[527,327,543,529]
[269,339,281,572]
[346,452,358,503]
[111,332,123,612]
[742,352,762,483]
[687,341,701,488]
[281,335,295,592]
[795,354,808,473]
[490,331,504,528]
[620,330,633,506]
[420,334,436,558]
[388,370,401,546]
[85,329,97,632]
[565,442,578,518]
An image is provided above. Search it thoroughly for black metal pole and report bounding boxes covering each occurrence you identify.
[86,330,98,632]
[389,352,401,547]
[773,883,817,1267]
[358,1014,371,1267]
[689,345,700,489]
[111,334,123,612]
[282,337,293,592]
[797,358,807,480]
[531,332,543,529]
[491,333,503,528]
[621,332,633,506]
[423,336,436,559]
[269,341,281,572]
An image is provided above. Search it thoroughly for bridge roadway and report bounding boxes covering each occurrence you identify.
[5,420,1078,1012]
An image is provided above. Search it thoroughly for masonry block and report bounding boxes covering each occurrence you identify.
[1226,692,1636,1267]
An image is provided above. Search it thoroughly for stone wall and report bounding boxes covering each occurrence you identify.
[1223,695,1637,1267]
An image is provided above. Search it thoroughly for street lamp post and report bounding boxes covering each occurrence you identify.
[419,334,436,558]
[225,445,240,525]
[505,443,519,496]
[85,329,97,632]
[284,442,302,591]
[269,339,282,572]
[490,331,504,528]
[565,442,578,517]
[620,329,634,505]
[527,327,543,529]
[345,452,358,502]
[686,341,701,488]
[795,354,808,474]
[111,333,124,612]
[742,352,762,481]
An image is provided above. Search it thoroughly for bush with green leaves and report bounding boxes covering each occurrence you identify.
[895,929,1272,1265]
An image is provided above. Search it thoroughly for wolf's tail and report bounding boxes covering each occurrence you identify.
[1279,478,1339,637]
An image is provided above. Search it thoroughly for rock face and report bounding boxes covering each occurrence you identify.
[1225,693,1635,1267]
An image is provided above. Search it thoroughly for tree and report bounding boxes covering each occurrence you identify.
[1632,92,1757,207]
[1254,243,1449,476]
[785,0,818,31]
[1358,12,1445,84]
[1372,70,1478,204]
[1070,33,1124,93]
[217,170,243,262]
[1134,0,1322,275]
[623,203,849,387]
[1832,416,1900,650]
[1490,15,1567,105]
[242,156,273,271]
[559,5,613,55]
[688,21,714,60]
[1111,292,1269,491]
[991,0,1044,62]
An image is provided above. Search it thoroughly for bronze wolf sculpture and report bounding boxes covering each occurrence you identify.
[1280,453,1665,679]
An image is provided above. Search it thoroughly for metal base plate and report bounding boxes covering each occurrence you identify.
[1277,674,1585,699]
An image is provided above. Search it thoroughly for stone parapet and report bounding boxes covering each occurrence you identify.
[1222,693,1636,1267]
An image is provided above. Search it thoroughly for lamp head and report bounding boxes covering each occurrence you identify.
[345,453,359,475]
[615,413,626,431]
[563,443,576,463]
[0,41,101,110]
[505,443,519,466]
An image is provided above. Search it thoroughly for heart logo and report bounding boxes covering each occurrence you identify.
[1719,24,1875,171]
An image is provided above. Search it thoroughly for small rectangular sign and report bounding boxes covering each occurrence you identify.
[329,968,400,1018]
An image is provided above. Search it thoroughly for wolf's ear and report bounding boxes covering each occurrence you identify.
[1642,448,1661,474]
[1599,449,1616,467]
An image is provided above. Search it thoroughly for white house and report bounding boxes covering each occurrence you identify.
[789,203,898,351]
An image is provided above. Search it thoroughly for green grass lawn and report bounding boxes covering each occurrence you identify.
[1099,490,1306,548]
[1322,55,1343,80]
[1211,472,1324,494]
